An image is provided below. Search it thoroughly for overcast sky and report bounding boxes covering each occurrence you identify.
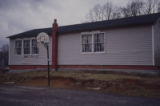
[0,0,129,47]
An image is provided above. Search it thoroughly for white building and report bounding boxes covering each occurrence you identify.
[8,13,160,71]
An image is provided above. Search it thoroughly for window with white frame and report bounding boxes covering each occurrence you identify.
[15,38,39,56]
[23,40,30,55]
[94,33,104,52]
[15,40,22,55]
[32,39,39,54]
[81,34,92,52]
[81,32,104,53]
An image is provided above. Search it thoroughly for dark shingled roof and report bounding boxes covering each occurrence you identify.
[8,13,160,39]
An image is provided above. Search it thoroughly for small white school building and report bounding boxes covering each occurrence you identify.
[8,13,160,71]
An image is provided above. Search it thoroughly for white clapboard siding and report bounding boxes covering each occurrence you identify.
[58,25,153,65]
[9,36,52,65]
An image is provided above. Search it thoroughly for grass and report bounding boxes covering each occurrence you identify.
[51,71,160,82]
[0,70,160,82]
[0,70,160,98]
[53,71,138,80]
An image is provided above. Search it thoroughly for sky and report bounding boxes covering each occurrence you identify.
[0,0,129,47]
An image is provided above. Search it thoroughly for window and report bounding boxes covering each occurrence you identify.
[82,34,92,52]
[23,40,30,55]
[32,39,39,54]
[15,38,39,56]
[94,33,104,52]
[15,40,22,55]
[81,32,104,53]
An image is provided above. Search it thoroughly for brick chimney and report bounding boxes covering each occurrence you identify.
[52,19,58,70]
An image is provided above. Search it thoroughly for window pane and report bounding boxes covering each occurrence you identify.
[15,40,22,55]
[82,34,92,44]
[32,39,39,54]
[94,33,104,43]
[23,40,30,54]
[94,33,104,52]
[82,34,92,52]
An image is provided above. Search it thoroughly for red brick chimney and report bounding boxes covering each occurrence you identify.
[52,19,58,70]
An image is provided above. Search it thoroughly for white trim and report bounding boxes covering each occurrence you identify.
[80,31,101,35]
[81,51,105,55]
[14,39,22,56]
[23,39,31,56]
[8,39,11,65]
[80,31,105,54]
[152,25,155,65]
[91,33,94,52]
[31,38,39,55]
[21,39,24,57]
[93,32,105,53]
[23,38,31,57]
[80,33,92,53]
[14,37,39,57]
[81,32,92,35]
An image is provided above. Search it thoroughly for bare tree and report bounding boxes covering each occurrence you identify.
[86,0,160,22]
[109,6,122,20]
[144,0,159,14]
[157,1,160,13]
[0,44,9,67]
[86,1,116,22]
[102,2,113,20]
[112,11,122,19]
[120,6,132,17]
[86,4,103,22]
[86,0,145,21]
[121,0,145,17]
[130,0,144,16]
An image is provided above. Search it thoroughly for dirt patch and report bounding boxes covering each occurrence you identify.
[14,76,160,98]
[1,71,160,99]
[18,77,78,88]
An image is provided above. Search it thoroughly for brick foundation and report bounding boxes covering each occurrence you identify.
[9,65,159,71]
[58,65,160,70]
[10,65,50,70]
